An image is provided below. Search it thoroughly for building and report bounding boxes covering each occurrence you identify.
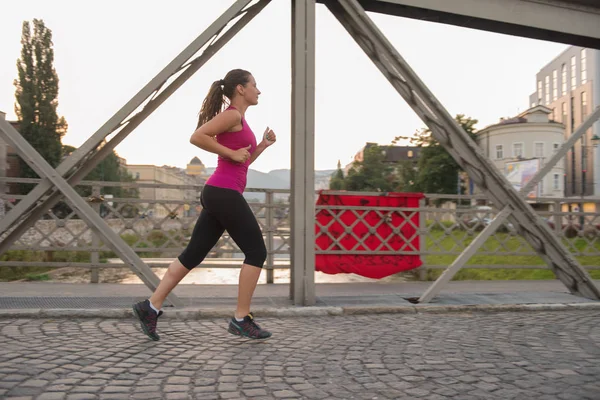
[125,158,206,218]
[345,142,421,174]
[186,156,205,176]
[476,105,565,201]
[0,111,23,195]
[529,46,600,197]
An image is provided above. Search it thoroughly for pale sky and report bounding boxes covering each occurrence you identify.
[0,0,568,173]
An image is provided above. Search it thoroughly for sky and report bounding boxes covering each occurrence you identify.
[0,0,568,173]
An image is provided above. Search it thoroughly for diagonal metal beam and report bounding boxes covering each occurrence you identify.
[0,119,183,307]
[418,108,600,302]
[419,206,513,303]
[0,0,269,256]
[329,0,600,300]
[523,106,600,195]
[0,0,259,238]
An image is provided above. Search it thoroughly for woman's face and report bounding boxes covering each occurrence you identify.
[239,74,261,105]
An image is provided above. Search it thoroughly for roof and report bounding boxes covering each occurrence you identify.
[189,156,203,165]
[365,143,422,162]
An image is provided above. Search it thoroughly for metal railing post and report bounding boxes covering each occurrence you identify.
[265,191,274,284]
[90,186,101,283]
[418,196,427,281]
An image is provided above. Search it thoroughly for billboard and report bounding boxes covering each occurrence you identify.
[505,158,540,198]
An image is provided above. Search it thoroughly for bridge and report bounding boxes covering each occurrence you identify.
[1,0,599,308]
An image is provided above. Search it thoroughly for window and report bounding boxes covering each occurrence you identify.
[535,142,544,158]
[537,80,542,103]
[513,143,524,158]
[495,145,503,160]
[581,91,587,120]
[553,174,560,190]
[561,63,567,96]
[552,70,558,100]
[135,172,140,179]
[571,56,577,90]
[553,143,560,154]
[545,76,550,104]
[407,150,413,158]
[561,102,567,124]
[551,108,556,121]
[581,49,587,84]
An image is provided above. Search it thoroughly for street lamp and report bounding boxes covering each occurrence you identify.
[592,134,600,146]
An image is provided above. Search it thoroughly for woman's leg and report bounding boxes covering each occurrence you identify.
[235,263,263,319]
[198,186,270,338]
[153,206,225,308]
[149,258,190,310]
[133,197,224,341]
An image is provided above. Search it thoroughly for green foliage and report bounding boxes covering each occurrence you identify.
[329,163,345,190]
[394,160,419,192]
[344,145,397,192]
[62,145,138,198]
[14,19,67,194]
[393,114,478,194]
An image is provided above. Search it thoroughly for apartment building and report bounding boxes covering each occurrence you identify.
[529,46,600,197]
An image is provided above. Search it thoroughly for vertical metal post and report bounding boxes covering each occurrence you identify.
[90,186,101,284]
[265,191,274,284]
[290,0,316,305]
[554,200,563,238]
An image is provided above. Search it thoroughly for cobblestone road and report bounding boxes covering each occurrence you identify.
[1,311,599,400]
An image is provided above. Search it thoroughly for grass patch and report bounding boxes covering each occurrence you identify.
[1,228,598,282]
[0,266,56,281]
[422,268,600,281]
[24,273,51,281]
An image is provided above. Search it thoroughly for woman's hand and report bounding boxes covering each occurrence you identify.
[230,145,252,163]
[262,127,276,147]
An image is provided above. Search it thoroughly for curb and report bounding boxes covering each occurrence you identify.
[0,302,599,319]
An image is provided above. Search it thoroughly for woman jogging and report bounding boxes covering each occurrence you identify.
[133,69,276,341]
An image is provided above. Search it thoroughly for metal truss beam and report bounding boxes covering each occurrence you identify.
[328,0,600,301]
[0,0,270,306]
[0,119,183,307]
[0,0,268,258]
[321,0,600,49]
[420,106,600,303]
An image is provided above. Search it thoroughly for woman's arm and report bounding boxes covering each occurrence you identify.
[249,127,276,164]
[189,110,241,159]
[249,141,267,165]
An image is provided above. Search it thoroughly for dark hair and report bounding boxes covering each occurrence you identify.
[197,69,252,128]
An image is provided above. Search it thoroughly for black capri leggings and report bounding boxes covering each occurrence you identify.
[178,185,267,269]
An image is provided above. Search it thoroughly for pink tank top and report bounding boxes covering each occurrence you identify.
[205,107,257,193]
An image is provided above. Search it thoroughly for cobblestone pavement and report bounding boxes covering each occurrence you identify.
[1,311,599,400]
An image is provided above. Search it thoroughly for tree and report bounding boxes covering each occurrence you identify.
[14,19,67,194]
[55,145,138,218]
[62,145,138,199]
[329,160,345,190]
[393,114,478,194]
[344,145,396,192]
[394,160,419,192]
